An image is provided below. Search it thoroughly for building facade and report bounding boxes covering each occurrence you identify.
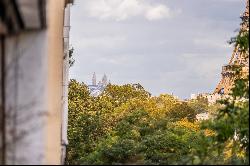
[0,0,73,164]
[88,73,109,97]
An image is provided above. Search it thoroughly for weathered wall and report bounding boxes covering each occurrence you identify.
[5,31,48,164]
[1,0,68,164]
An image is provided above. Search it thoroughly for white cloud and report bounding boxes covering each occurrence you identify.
[97,56,129,65]
[180,53,228,79]
[75,35,126,49]
[83,0,177,21]
[193,38,229,49]
[70,0,244,98]
[145,5,171,20]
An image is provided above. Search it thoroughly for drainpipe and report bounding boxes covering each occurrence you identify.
[61,3,70,164]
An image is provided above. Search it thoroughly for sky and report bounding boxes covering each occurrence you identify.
[69,0,246,99]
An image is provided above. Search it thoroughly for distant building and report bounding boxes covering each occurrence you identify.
[92,72,97,86]
[190,92,223,105]
[196,112,209,121]
[88,73,109,97]
[190,94,197,100]
[102,74,108,87]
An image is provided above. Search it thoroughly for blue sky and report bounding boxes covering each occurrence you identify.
[69,0,246,99]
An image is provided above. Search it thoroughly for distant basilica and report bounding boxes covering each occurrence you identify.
[88,72,110,96]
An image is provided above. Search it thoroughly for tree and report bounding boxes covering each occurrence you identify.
[66,80,208,165]
[69,47,75,68]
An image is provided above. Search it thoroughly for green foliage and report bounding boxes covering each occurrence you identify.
[69,47,75,68]
[66,75,248,165]
[66,80,206,165]
[66,75,249,165]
